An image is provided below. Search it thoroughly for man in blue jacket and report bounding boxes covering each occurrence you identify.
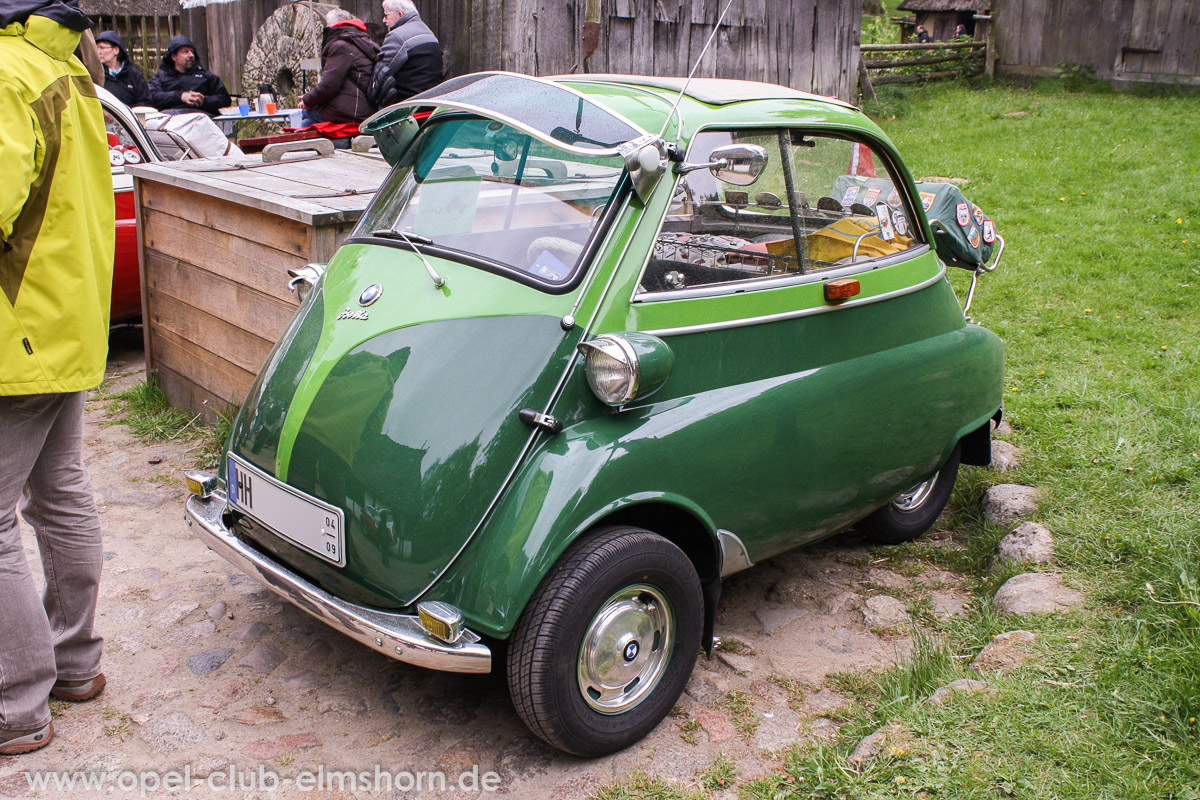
[147,34,229,115]
[368,0,442,109]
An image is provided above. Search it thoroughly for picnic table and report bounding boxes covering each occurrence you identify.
[214,108,305,140]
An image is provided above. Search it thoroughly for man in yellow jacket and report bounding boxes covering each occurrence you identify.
[0,0,115,755]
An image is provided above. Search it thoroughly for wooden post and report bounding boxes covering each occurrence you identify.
[858,57,876,103]
[975,13,995,77]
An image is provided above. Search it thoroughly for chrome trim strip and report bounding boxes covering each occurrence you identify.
[643,265,947,337]
[185,491,491,674]
[634,245,931,303]
[717,529,754,578]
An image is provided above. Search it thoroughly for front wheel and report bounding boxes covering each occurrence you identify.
[506,526,703,756]
[857,445,961,545]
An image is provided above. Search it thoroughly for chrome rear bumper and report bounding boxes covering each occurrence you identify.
[184,490,491,674]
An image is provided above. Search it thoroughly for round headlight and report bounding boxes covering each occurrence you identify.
[578,333,674,407]
[580,335,639,406]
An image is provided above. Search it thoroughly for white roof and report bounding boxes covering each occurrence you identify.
[556,75,855,109]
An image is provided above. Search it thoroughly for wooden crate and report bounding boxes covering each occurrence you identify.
[125,151,389,422]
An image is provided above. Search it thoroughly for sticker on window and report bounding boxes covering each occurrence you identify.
[887,188,900,207]
[875,204,896,241]
[893,209,909,237]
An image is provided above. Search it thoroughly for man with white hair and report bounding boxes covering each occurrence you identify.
[368,0,442,109]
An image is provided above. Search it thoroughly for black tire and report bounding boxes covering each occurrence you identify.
[857,445,961,545]
[506,526,703,757]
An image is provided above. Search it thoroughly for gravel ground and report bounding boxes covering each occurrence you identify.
[0,330,970,799]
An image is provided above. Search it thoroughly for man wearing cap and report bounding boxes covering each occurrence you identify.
[148,34,230,115]
[0,0,115,756]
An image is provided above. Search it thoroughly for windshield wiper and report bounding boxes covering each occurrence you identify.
[371,228,434,245]
[372,228,445,289]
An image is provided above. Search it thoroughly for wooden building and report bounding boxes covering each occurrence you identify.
[991,0,1200,87]
[81,0,182,76]
[897,0,989,41]
[182,0,864,104]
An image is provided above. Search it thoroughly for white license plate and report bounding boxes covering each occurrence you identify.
[227,454,345,567]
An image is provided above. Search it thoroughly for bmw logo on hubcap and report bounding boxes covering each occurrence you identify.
[358,283,383,307]
[623,641,640,662]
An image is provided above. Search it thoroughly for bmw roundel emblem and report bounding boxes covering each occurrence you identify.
[358,283,383,307]
[623,641,640,662]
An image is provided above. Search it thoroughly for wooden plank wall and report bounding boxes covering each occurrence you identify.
[136,180,310,421]
[992,0,1200,86]
[184,0,863,103]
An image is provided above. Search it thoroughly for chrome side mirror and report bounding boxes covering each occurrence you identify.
[708,143,768,186]
[618,134,669,203]
[287,263,326,303]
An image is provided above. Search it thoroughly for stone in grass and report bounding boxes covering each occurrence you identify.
[991,440,1021,472]
[983,484,1040,527]
[927,679,993,706]
[995,522,1055,567]
[861,595,909,629]
[970,630,1036,672]
[847,722,910,767]
[994,573,1083,615]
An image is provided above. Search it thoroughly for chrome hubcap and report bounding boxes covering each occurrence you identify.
[892,473,939,512]
[578,584,673,714]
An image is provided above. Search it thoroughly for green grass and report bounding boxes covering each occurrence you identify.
[102,375,234,469]
[595,79,1200,799]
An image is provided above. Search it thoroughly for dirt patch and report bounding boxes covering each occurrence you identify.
[0,332,958,798]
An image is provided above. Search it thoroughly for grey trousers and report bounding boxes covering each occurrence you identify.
[0,392,103,734]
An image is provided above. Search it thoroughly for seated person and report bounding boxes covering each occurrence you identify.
[299,8,380,127]
[95,31,148,106]
[147,36,230,117]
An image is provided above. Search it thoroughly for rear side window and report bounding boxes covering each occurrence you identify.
[638,129,924,296]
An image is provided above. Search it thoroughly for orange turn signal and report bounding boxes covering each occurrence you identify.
[824,278,861,302]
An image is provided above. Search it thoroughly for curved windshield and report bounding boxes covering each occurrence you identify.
[355,116,626,286]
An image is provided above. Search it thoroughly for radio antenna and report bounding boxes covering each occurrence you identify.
[657,0,737,139]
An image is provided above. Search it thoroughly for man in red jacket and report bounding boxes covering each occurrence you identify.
[299,8,380,126]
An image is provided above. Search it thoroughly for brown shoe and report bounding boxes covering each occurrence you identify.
[50,673,106,702]
[0,722,54,755]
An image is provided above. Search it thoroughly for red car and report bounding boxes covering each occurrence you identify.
[98,85,163,323]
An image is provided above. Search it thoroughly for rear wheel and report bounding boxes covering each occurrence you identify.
[506,526,703,756]
[857,445,961,544]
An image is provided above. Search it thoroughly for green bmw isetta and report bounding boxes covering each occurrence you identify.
[185,72,1005,756]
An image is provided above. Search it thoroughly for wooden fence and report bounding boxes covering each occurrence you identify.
[91,13,181,78]
[859,40,986,99]
[184,0,863,105]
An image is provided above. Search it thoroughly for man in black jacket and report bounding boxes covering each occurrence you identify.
[368,0,442,109]
[147,35,229,116]
[95,30,148,106]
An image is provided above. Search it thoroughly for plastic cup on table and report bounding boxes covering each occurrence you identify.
[238,102,249,115]
[265,101,277,114]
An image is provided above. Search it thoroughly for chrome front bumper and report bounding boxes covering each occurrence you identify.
[184,491,491,674]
